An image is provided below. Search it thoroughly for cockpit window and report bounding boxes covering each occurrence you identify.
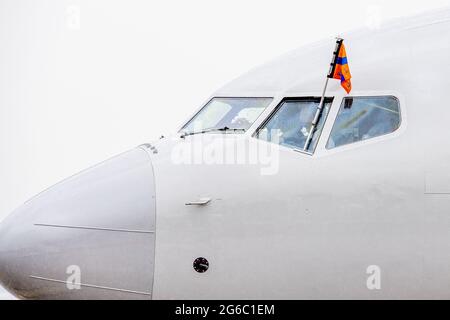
[181,97,272,134]
[326,96,400,149]
[256,98,332,153]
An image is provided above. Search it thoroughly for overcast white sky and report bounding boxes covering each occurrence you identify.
[0,0,449,300]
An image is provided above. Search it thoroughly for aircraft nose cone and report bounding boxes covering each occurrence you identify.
[0,200,49,299]
[0,147,156,299]
[0,207,31,299]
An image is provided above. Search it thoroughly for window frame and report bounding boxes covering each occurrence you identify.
[253,96,334,155]
[325,95,402,150]
[179,96,274,134]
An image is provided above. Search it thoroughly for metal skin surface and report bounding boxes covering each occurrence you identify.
[1,9,450,299]
[0,148,156,299]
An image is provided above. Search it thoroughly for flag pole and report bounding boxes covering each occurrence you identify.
[303,38,343,151]
[303,77,329,151]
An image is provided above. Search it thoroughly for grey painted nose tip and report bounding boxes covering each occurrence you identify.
[0,217,18,298]
[0,205,34,299]
[0,147,157,299]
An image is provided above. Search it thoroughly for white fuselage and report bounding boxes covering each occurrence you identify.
[0,9,449,299]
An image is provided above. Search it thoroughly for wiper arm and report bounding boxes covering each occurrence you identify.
[180,127,246,138]
[212,127,246,133]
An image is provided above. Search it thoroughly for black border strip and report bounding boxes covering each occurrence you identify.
[327,38,343,79]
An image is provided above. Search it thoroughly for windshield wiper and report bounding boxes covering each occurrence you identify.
[180,127,246,138]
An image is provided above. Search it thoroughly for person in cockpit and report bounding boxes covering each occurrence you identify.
[278,104,316,149]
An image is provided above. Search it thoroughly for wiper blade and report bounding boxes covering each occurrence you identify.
[181,127,246,138]
[211,127,246,133]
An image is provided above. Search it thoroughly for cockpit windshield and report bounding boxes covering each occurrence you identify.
[181,97,272,135]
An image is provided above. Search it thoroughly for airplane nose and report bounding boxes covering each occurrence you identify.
[0,204,35,299]
[0,147,156,299]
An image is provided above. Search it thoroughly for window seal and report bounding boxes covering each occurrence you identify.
[179,96,274,133]
[253,96,334,155]
[325,95,402,150]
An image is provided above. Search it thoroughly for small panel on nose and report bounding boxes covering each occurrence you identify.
[0,148,156,299]
[32,148,156,231]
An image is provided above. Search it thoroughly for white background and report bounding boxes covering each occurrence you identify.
[0,0,449,300]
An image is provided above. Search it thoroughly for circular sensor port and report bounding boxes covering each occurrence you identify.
[193,257,209,273]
